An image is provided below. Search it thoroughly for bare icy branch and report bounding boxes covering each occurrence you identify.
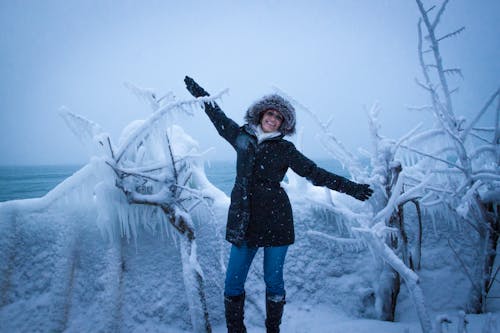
[124,81,163,111]
[395,123,424,149]
[408,128,446,145]
[106,137,115,159]
[274,86,364,175]
[496,92,500,156]
[427,168,462,175]
[436,27,466,42]
[426,5,436,15]
[110,164,171,183]
[414,79,434,93]
[472,172,500,182]
[493,93,500,145]
[469,132,493,144]
[432,0,449,30]
[373,174,404,223]
[406,105,434,112]
[472,127,496,133]
[470,145,496,159]
[448,239,481,294]
[115,92,227,163]
[400,144,464,171]
[397,175,433,206]
[462,88,500,140]
[443,68,463,78]
[416,0,456,122]
[306,196,371,223]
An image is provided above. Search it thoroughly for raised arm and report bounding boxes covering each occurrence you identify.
[184,76,240,146]
[288,143,373,201]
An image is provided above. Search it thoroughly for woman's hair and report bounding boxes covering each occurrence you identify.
[244,94,296,135]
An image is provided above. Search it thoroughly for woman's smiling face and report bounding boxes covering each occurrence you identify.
[260,109,283,133]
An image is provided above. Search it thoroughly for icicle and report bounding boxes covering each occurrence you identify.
[430,207,438,236]
[457,311,468,333]
[481,313,498,333]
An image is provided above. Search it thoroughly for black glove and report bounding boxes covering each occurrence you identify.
[348,183,373,201]
[184,76,210,98]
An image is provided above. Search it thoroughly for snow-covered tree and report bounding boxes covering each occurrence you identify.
[277,90,434,332]
[276,2,498,330]
[61,85,229,332]
[412,0,500,313]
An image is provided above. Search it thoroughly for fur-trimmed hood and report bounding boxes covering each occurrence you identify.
[244,94,296,135]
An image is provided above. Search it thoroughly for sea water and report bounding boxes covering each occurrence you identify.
[0,160,347,202]
[0,165,82,202]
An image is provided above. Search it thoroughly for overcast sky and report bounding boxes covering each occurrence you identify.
[0,0,498,165]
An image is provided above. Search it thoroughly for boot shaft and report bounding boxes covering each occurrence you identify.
[265,294,285,333]
[224,293,247,333]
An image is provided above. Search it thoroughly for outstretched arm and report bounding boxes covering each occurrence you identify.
[288,144,373,201]
[184,76,240,146]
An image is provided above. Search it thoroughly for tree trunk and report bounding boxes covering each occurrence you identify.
[178,222,212,333]
[362,231,434,333]
[410,200,423,270]
[484,202,500,307]
[467,196,499,313]
[377,263,400,321]
[375,163,406,321]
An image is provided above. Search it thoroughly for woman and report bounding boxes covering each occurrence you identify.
[184,76,372,333]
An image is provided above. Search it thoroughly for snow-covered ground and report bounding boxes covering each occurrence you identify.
[0,156,498,332]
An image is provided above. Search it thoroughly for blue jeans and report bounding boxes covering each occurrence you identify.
[224,243,289,297]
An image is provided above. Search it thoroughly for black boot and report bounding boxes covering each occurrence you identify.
[265,293,285,333]
[224,293,247,333]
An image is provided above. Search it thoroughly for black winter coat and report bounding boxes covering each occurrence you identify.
[204,104,359,247]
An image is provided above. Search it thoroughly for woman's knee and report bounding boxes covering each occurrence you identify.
[263,267,285,295]
[263,246,288,296]
[224,274,246,296]
[264,279,285,296]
